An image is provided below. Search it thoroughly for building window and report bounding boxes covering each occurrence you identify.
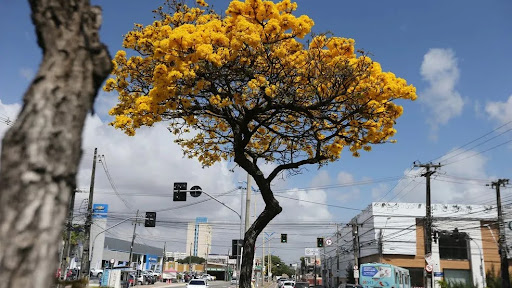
[444,269,472,286]
[439,229,468,260]
[406,268,424,288]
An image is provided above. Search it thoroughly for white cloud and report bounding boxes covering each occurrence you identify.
[486,95,512,125]
[19,67,35,81]
[0,99,333,261]
[420,48,464,138]
[334,171,361,202]
[0,100,21,150]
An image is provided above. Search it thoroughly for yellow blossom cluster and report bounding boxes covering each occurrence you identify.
[105,0,417,166]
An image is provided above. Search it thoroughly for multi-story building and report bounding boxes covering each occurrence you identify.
[323,202,511,288]
[186,217,212,259]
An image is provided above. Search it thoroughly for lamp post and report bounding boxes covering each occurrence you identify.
[197,188,243,286]
[90,216,143,272]
[468,237,486,288]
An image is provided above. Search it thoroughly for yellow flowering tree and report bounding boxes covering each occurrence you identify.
[105,0,417,286]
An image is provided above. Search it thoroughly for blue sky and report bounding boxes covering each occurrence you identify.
[1,0,512,262]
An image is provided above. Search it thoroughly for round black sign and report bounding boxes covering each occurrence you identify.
[190,185,202,197]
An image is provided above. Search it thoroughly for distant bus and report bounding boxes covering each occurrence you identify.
[359,263,410,288]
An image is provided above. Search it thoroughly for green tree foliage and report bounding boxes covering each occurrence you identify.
[178,256,206,264]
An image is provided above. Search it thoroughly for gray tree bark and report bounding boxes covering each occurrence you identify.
[0,0,111,287]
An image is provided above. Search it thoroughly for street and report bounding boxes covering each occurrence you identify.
[87,280,274,288]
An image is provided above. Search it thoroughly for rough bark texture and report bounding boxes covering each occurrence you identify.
[236,155,283,288]
[0,0,111,287]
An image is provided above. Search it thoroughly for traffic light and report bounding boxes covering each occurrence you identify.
[281,234,287,243]
[145,212,156,227]
[317,237,324,248]
[173,182,187,201]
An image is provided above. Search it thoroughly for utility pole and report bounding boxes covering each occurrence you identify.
[351,221,360,285]
[163,242,166,273]
[490,179,510,288]
[59,188,77,281]
[80,148,97,278]
[314,254,317,286]
[414,162,441,288]
[189,242,193,273]
[128,210,140,269]
[245,171,252,233]
[262,230,265,287]
[336,224,340,288]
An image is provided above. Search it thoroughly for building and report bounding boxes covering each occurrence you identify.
[186,217,212,259]
[322,202,512,288]
[102,237,163,271]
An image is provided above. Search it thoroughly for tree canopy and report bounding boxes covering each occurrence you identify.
[105,0,417,172]
[104,0,417,286]
[178,256,205,264]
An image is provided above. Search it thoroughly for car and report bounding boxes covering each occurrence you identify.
[231,278,239,285]
[188,279,209,288]
[142,271,155,284]
[90,267,104,278]
[337,284,363,288]
[278,278,289,288]
[294,282,310,288]
[202,274,214,281]
[282,280,295,288]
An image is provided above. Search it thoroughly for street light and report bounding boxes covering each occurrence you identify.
[468,236,486,288]
[194,187,243,287]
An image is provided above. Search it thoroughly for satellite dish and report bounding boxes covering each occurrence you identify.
[190,185,202,197]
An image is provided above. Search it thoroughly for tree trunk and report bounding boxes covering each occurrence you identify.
[0,1,111,287]
[235,156,283,288]
[240,203,282,288]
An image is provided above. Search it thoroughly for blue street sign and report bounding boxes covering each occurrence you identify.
[434,272,444,277]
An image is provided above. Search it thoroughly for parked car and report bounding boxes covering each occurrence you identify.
[66,268,80,280]
[294,282,310,288]
[188,279,209,288]
[282,280,295,288]
[230,278,239,285]
[142,271,155,284]
[202,274,214,281]
[90,267,104,278]
[338,284,362,288]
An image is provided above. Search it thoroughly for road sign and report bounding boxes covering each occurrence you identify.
[325,238,333,246]
[425,264,433,273]
[424,252,433,265]
[353,265,359,271]
[434,272,444,277]
[305,248,320,256]
[190,185,202,197]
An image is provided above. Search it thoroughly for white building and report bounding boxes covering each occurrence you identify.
[322,202,510,288]
[186,217,212,259]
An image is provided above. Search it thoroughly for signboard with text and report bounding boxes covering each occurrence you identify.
[305,248,320,256]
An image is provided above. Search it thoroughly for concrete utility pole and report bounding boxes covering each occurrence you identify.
[80,148,98,278]
[163,242,166,272]
[59,188,77,281]
[352,221,360,285]
[414,162,441,288]
[245,171,252,233]
[128,210,140,268]
[261,230,265,287]
[490,179,510,288]
[336,224,340,288]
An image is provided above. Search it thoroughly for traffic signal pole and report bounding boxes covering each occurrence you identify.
[128,210,140,268]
